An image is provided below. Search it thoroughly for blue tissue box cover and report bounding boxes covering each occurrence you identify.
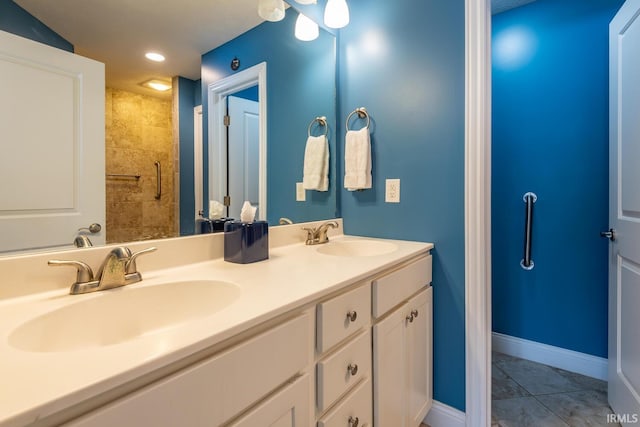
[224,221,269,264]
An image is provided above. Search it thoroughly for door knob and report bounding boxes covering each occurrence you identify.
[78,223,102,234]
[600,228,616,242]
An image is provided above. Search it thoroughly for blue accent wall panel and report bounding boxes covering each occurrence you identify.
[492,0,623,358]
[0,1,73,52]
[201,10,337,225]
[178,77,198,235]
[338,0,466,411]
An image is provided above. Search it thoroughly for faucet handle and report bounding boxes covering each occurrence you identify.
[302,227,317,244]
[48,260,95,283]
[125,247,157,274]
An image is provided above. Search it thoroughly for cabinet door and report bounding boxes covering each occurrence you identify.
[373,302,408,427]
[407,287,432,426]
[230,374,312,427]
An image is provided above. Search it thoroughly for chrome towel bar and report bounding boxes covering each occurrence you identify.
[521,192,537,270]
[154,161,161,200]
[308,116,328,137]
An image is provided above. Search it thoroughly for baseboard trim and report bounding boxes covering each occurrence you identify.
[424,401,466,427]
[492,332,608,381]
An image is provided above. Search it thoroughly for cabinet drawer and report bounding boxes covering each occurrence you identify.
[317,378,372,427]
[372,254,431,318]
[317,329,371,412]
[229,374,312,427]
[317,284,371,353]
[65,312,313,427]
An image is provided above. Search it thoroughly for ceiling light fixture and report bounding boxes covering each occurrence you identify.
[258,0,286,22]
[141,79,172,92]
[145,52,165,62]
[294,0,317,4]
[324,0,350,29]
[295,13,319,41]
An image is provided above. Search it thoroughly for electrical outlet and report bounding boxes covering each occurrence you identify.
[296,182,306,202]
[385,179,400,203]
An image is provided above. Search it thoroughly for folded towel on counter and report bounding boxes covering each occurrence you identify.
[302,135,329,191]
[344,127,372,191]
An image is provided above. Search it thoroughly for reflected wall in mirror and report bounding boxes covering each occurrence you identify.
[0,0,337,256]
[203,7,338,226]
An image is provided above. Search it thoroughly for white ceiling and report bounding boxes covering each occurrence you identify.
[15,0,266,98]
[15,0,534,98]
[492,0,537,15]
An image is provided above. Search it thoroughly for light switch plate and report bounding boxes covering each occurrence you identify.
[385,179,400,203]
[296,182,306,201]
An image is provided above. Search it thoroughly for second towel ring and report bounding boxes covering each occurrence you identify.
[346,107,370,131]
[308,116,328,137]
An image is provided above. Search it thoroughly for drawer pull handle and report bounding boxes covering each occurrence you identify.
[348,416,359,427]
[346,310,358,322]
[347,363,359,376]
[406,313,415,323]
[411,309,419,318]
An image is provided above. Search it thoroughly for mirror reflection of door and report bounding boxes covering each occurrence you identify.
[227,88,259,220]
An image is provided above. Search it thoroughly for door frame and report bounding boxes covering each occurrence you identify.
[207,62,267,221]
[465,0,492,425]
[194,105,203,218]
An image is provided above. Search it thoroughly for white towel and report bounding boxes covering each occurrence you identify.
[302,135,329,191]
[344,127,372,191]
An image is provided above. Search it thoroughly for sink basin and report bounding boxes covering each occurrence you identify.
[9,280,240,352]
[316,240,398,257]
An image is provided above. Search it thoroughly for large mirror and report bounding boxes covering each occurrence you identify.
[0,0,337,255]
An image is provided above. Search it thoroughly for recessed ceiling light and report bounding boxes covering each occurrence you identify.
[141,79,172,92]
[145,52,165,62]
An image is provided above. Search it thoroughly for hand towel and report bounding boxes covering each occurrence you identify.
[303,135,329,191]
[344,127,372,191]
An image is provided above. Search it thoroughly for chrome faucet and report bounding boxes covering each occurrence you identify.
[49,246,157,295]
[73,235,93,248]
[302,221,339,245]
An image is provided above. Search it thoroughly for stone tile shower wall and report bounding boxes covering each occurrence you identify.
[105,88,177,243]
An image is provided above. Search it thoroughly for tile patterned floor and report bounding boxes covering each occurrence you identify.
[492,352,619,427]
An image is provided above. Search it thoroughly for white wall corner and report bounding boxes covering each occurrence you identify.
[492,332,608,381]
[464,0,492,425]
[424,401,466,427]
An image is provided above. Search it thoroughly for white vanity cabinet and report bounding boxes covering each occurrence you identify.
[65,312,314,427]
[46,246,433,427]
[372,255,433,427]
[315,282,373,427]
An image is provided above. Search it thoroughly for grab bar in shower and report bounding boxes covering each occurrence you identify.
[521,192,537,270]
[154,161,161,200]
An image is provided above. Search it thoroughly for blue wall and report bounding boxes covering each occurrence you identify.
[201,9,337,225]
[338,0,466,411]
[0,0,73,52]
[492,0,623,358]
[178,77,198,235]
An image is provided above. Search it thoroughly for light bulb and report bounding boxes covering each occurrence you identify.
[295,13,319,41]
[258,0,286,22]
[324,0,350,29]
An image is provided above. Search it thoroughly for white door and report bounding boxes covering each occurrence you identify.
[0,30,105,253]
[608,0,640,421]
[227,95,259,220]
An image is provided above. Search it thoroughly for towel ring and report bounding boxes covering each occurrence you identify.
[308,116,328,137]
[346,107,370,131]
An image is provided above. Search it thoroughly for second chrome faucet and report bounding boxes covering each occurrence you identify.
[303,221,339,245]
[49,246,157,295]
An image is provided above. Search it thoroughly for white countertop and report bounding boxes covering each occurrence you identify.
[0,233,432,427]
